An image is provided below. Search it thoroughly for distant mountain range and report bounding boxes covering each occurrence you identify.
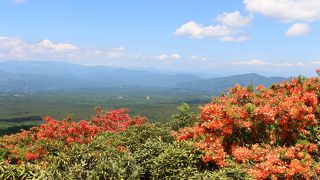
[0,61,288,93]
[177,73,287,93]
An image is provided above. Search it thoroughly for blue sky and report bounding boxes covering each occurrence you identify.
[0,0,320,77]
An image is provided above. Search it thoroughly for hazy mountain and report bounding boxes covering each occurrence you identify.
[0,69,93,92]
[0,61,288,93]
[0,61,201,92]
[177,73,288,94]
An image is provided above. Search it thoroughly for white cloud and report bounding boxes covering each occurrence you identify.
[0,36,34,59]
[175,11,252,42]
[243,0,320,22]
[189,56,207,61]
[229,59,306,67]
[38,39,78,52]
[151,53,181,61]
[270,62,304,67]
[175,21,234,39]
[244,0,319,37]
[133,53,182,64]
[171,53,181,60]
[285,23,311,36]
[272,62,294,67]
[216,11,253,27]
[148,53,181,64]
[174,21,249,42]
[230,59,267,66]
[220,35,250,42]
[0,36,125,61]
[152,54,168,61]
[271,62,305,67]
[105,47,126,59]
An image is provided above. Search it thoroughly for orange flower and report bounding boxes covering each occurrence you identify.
[24,151,38,161]
[173,76,320,178]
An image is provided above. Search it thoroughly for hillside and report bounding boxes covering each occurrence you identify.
[177,73,288,93]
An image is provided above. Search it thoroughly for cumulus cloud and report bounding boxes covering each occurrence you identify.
[243,0,319,36]
[285,23,311,36]
[174,21,249,42]
[175,11,252,42]
[174,21,234,39]
[38,39,78,52]
[216,11,253,27]
[0,36,125,61]
[243,0,320,22]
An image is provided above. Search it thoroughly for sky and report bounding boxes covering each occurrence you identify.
[0,0,320,77]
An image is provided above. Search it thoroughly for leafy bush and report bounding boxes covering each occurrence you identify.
[133,138,170,178]
[0,108,146,165]
[149,140,202,179]
[42,133,142,179]
[191,162,252,180]
[0,162,50,180]
[168,103,198,131]
[173,77,320,179]
[118,122,173,152]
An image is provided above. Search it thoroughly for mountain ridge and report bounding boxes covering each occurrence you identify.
[0,61,287,93]
[177,73,288,93]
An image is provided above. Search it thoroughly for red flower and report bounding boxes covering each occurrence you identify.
[24,151,38,161]
[0,108,147,165]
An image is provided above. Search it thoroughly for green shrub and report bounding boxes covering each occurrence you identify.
[133,139,170,179]
[40,132,142,179]
[190,160,252,180]
[149,140,202,179]
[0,162,50,180]
[119,122,173,152]
[168,103,198,131]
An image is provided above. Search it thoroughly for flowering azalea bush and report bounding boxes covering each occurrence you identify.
[173,75,320,179]
[0,108,146,164]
